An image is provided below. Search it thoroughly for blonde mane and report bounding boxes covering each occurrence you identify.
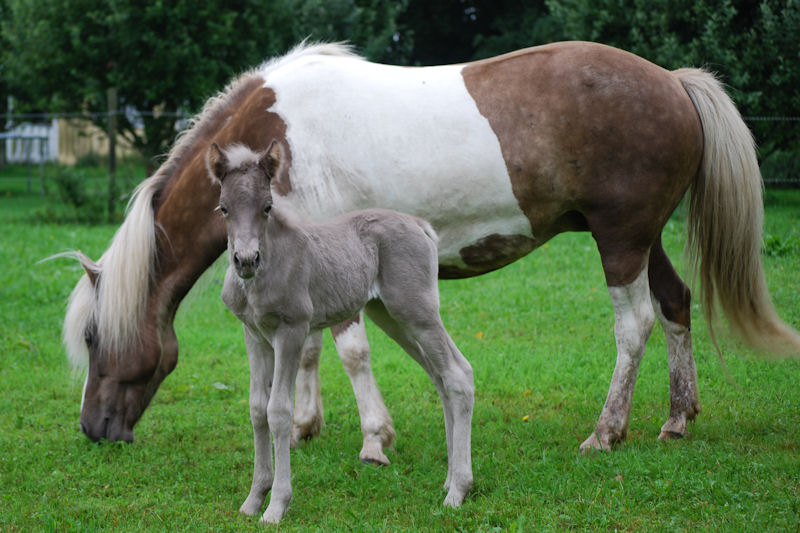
[63,41,361,368]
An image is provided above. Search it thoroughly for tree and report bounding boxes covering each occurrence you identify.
[2,0,301,170]
[387,0,562,66]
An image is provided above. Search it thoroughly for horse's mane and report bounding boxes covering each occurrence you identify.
[63,41,361,368]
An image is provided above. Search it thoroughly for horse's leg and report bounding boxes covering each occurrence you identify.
[365,299,474,507]
[240,326,275,516]
[331,313,395,465]
[581,254,656,452]
[261,324,306,524]
[648,240,700,439]
[291,331,324,447]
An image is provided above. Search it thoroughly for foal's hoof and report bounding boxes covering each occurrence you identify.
[658,430,686,441]
[579,432,610,454]
[239,498,263,516]
[359,440,390,466]
[359,451,390,466]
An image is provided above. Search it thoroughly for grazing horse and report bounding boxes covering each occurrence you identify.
[64,42,800,457]
[208,141,473,521]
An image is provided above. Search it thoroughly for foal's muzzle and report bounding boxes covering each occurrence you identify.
[234,250,260,279]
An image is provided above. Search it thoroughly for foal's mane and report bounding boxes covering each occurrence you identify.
[64,42,361,368]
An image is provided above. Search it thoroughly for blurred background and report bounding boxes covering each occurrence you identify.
[1,0,798,222]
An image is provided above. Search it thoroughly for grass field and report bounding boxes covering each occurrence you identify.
[1,168,799,531]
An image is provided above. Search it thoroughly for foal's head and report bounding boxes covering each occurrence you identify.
[207,141,282,279]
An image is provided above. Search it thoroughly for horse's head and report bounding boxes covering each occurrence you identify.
[207,141,282,279]
[66,249,179,443]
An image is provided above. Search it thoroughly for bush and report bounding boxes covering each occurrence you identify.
[761,150,800,188]
[33,166,107,224]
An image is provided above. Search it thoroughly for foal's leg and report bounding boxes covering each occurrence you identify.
[331,313,396,465]
[581,264,656,452]
[291,331,324,447]
[648,241,700,439]
[240,326,275,516]
[261,323,306,524]
[365,300,474,507]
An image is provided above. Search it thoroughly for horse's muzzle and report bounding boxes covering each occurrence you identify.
[80,417,134,443]
[234,250,260,279]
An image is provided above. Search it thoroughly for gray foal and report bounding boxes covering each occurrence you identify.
[206,141,474,524]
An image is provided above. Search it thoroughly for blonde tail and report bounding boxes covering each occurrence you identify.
[674,68,800,356]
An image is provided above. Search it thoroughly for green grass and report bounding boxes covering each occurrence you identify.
[1,172,799,531]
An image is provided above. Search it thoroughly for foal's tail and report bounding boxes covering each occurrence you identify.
[674,68,800,356]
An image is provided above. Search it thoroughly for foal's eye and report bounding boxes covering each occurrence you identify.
[84,329,94,347]
[217,205,228,216]
[263,205,272,216]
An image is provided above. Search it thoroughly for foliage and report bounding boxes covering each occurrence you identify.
[1,186,799,529]
[0,0,413,169]
[2,0,296,165]
[761,149,800,188]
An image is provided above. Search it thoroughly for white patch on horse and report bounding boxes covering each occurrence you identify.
[581,267,655,452]
[651,296,700,438]
[262,54,532,269]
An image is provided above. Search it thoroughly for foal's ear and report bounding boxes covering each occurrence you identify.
[258,140,283,182]
[206,142,228,184]
[76,250,101,287]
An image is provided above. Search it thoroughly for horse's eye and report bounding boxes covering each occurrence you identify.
[263,205,272,216]
[84,329,94,347]
[217,205,228,216]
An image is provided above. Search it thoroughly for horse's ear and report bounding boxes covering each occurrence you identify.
[206,142,228,183]
[76,251,100,287]
[259,140,283,182]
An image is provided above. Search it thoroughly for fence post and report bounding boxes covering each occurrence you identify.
[107,87,117,222]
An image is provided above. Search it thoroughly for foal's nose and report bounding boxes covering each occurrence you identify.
[233,250,260,278]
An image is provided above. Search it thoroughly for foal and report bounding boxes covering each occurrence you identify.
[207,141,474,523]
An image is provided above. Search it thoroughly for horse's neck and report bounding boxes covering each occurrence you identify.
[152,177,227,322]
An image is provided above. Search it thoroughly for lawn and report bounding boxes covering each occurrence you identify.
[1,168,799,531]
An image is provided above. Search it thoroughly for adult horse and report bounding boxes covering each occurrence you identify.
[65,41,800,458]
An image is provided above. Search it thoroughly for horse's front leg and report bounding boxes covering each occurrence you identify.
[261,323,307,524]
[240,326,275,516]
[332,313,396,465]
[291,331,324,447]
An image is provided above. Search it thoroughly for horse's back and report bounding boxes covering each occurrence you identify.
[461,41,703,238]
[268,41,704,277]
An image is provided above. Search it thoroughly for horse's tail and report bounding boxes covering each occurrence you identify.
[673,68,800,356]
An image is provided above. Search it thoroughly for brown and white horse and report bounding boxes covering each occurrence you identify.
[65,41,800,457]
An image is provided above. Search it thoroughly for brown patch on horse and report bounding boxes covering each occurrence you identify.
[331,314,362,340]
[462,42,703,286]
[459,234,536,272]
[154,81,292,308]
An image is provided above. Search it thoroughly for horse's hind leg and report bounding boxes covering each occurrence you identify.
[291,331,324,447]
[581,251,656,453]
[331,313,396,466]
[648,240,700,439]
[365,299,474,507]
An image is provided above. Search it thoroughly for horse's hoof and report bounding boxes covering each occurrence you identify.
[360,452,390,466]
[579,432,610,454]
[360,441,390,466]
[658,430,685,440]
